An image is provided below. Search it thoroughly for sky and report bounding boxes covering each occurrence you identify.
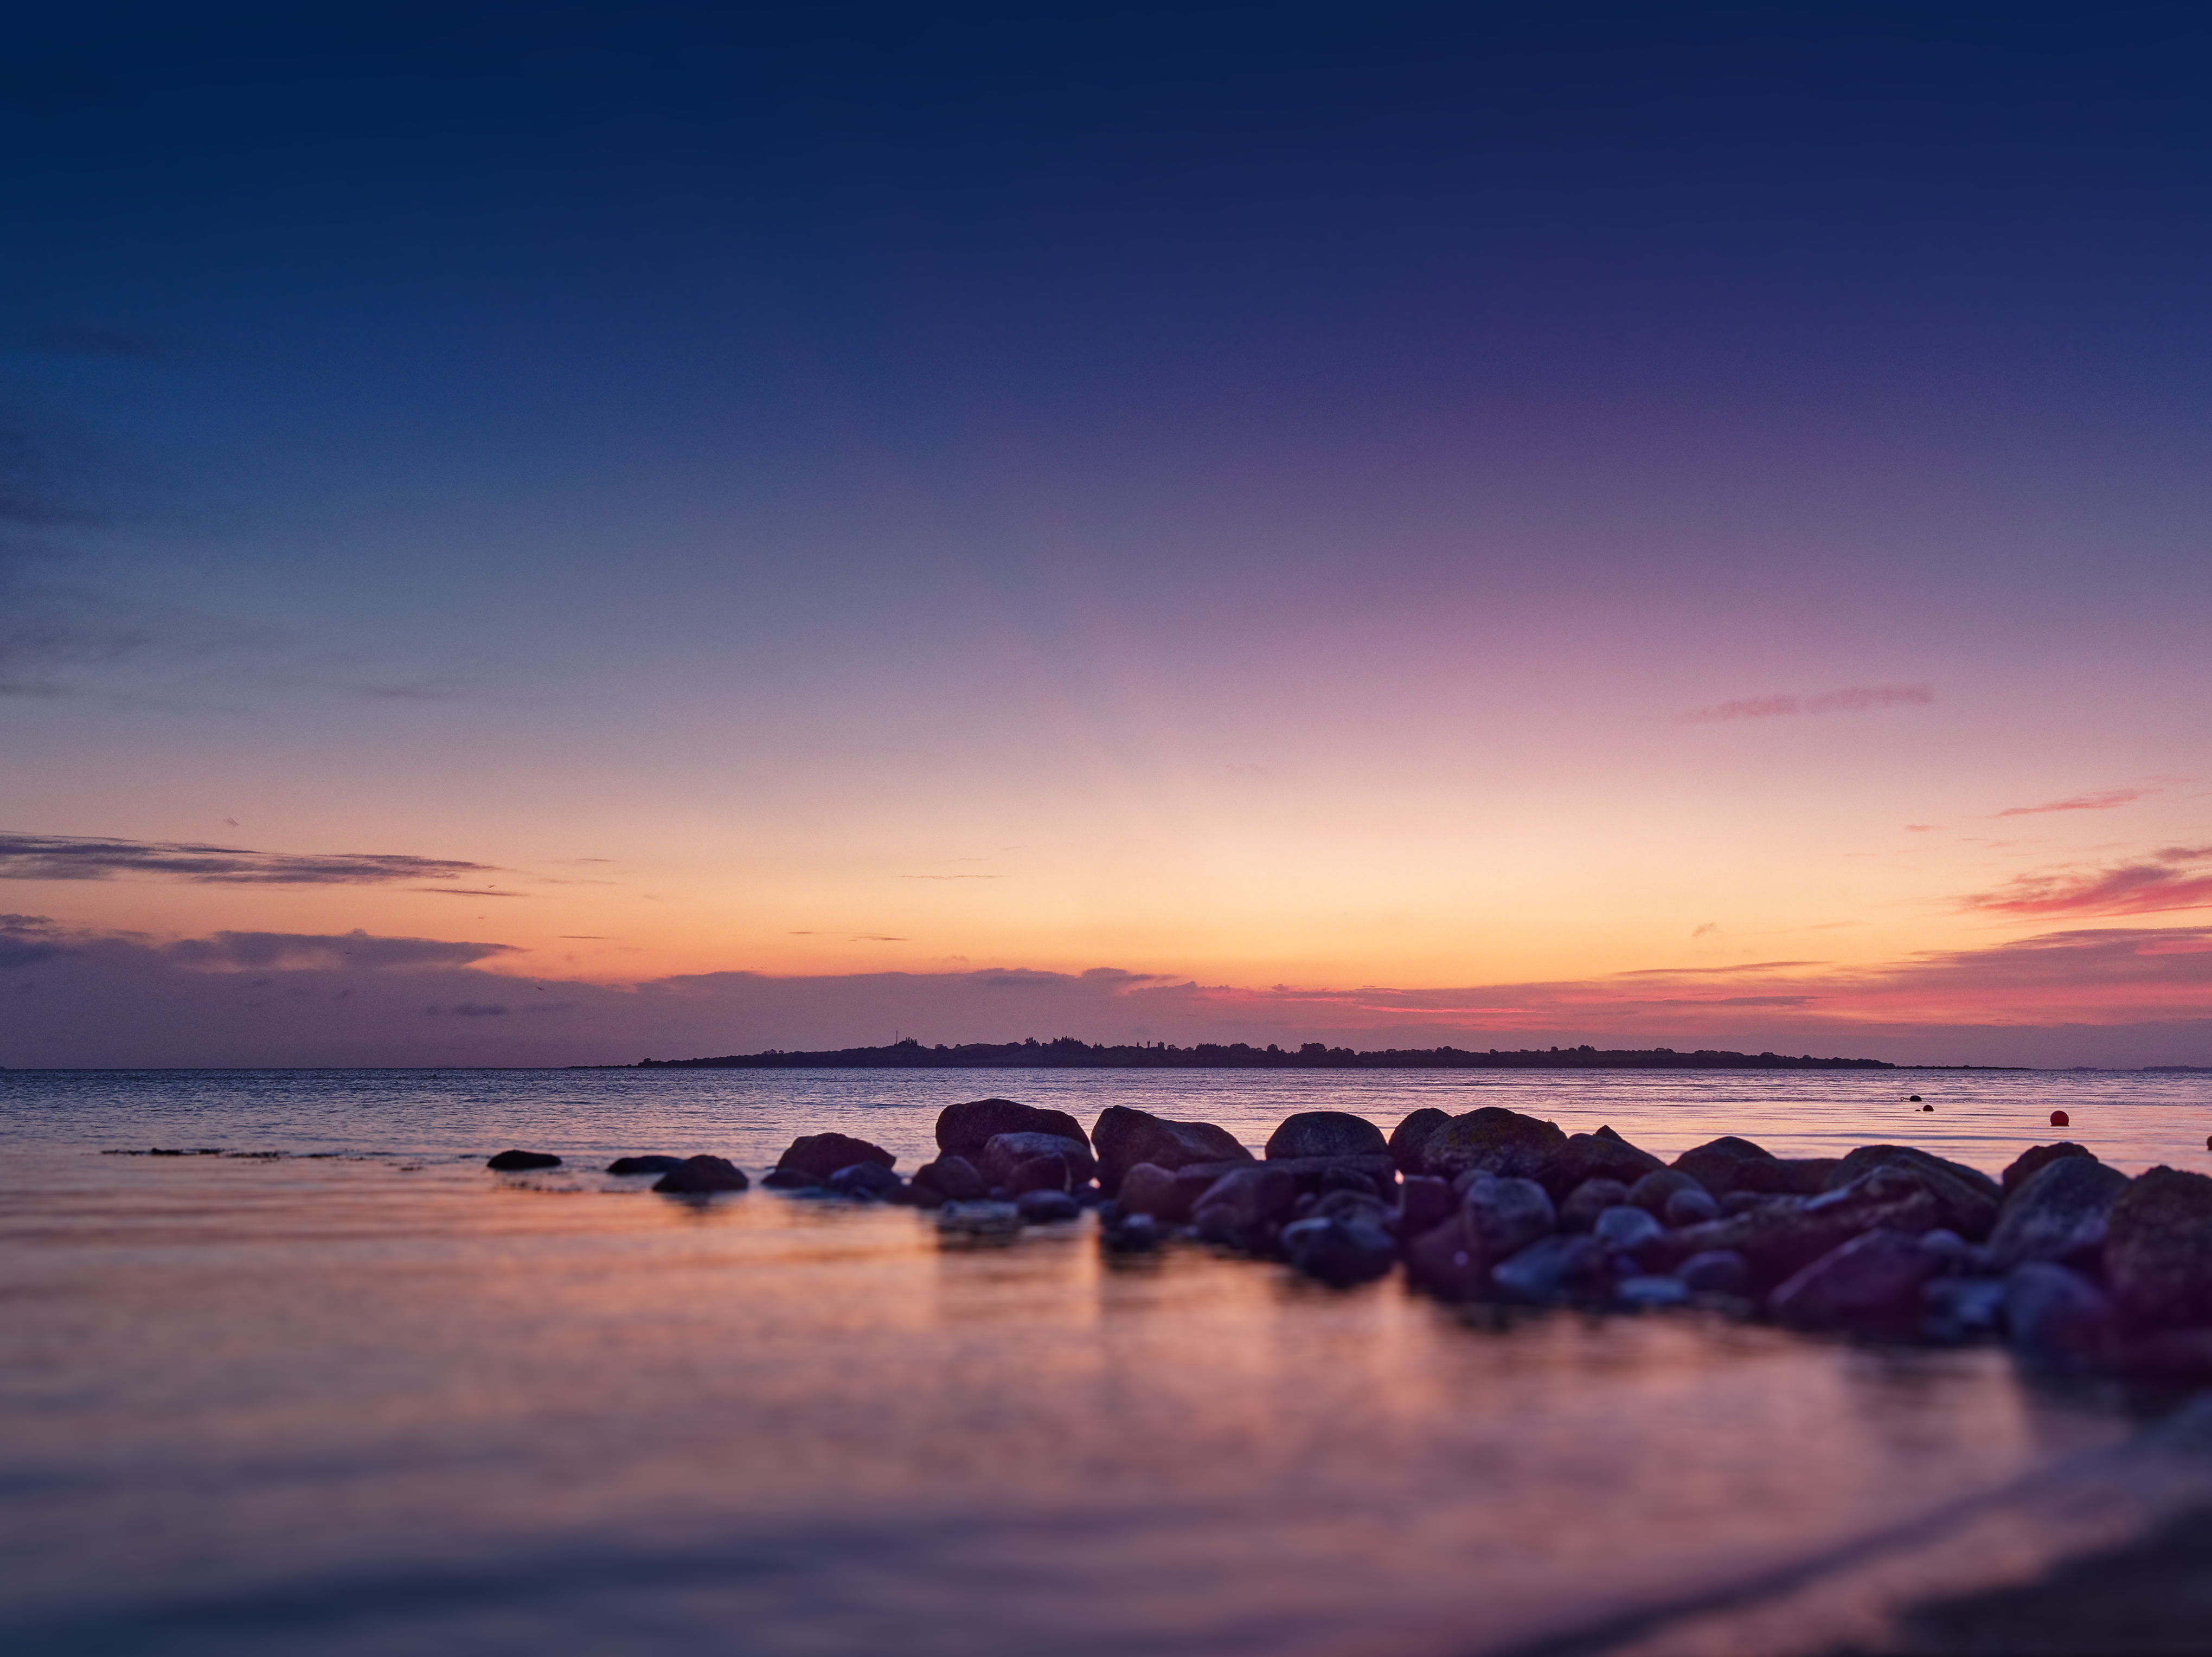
[3,2,2210,1067]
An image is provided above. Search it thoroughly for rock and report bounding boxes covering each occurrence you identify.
[1542,1125,1665,1198]
[651,1154,750,1193]
[606,1154,683,1175]
[935,1200,1024,1236]
[2104,1166,2212,1327]
[1627,1168,1707,1215]
[1413,1107,1566,1183]
[1923,1275,2008,1342]
[2001,1140,2097,1196]
[1388,1107,1451,1174]
[1652,1167,1944,1293]
[1678,1250,1751,1295]
[1002,1153,1070,1196]
[1770,1228,1945,1334]
[1266,1110,1388,1161]
[1189,1165,1300,1251]
[1720,1190,1779,1216]
[2109,1325,2212,1382]
[1918,1228,1973,1270]
[486,1149,561,1171]
[1269,1154,1398,1197]
[1397,1174,1454,1238]
[1616,1275,1691,1309]
[1015,1188,1081,1223]
[1824,1146,2001,1239]
[1116,1160,1234,1223]
[1671,1136,1780,1198]
[1303,1189,1395,1229]
[1987,1154,2127,1271]
[911,1155,987,1203]
[1559,1178,1631,1232]
[777,1133,895,1182]
[1280,1213,1399,1285]
[979,1131,1097,1190]
[1403,1212,1497,1300]
[825,1161,902,1199]
[1593,1204,1663,1253]
[1091,1106,1252,1195]
[760,1167,821,1189]
[1461,1173,1558,1259]
[1101,1209,1162,1251]
[1664,1186,1720,1226]
[2006,1261,2116,1369]
[935,1098,1089,1160]
[1733,1157,1840,1197]
[1491,1235,1607,1305]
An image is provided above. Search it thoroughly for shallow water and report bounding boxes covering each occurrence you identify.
[4,1068,2211,1655]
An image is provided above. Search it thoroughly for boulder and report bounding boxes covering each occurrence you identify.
[1543,1125,1664,1197]
[1004,1153,1074,1196]
[1280,1213,1399,1286]
[2006,1261,2116,1370]
[1189,1165,1299,1252]
[978,1131,1097,1190]
[1403,1212,1497,1300]
[1671,1136,1780,1198]
[1092,1106,1253,1194]
[1664,1186,1720,1226]
[1397,1174,1455,1238]
[1733,1157,1840,1197]
[1559,1178,1632,1232]
[2001,1140,2097,1196]
[1414,1107,1567,1183]
[1651,1166,1944,1293]
[651,1154,750,1194]
[777,1133,895,1181]
[1492,1235,1608,1305]
[486,1149,561,1171]
[1266,1154,1399,1197]
[825,1161,902,1199]
[1922,1275,2009,1343]
[1593,1205,1663,1254]
[936,1098,1089,1160]
[1626,1168,1706,1216]
[1460,1172,1558,1260]
[911,1155,987,1203]
[760,1167,822,1189]
[1015,1188,1081,1223]
[1388,1107,1451,1174]
[1986,1154,2128,1271]
[1266,1110,1388,1161]
[1823,1146,2001,1239]
[1100,1209,1163,1251]
[606,1154,682,1175]
[2104,1167,2212,1327]
[1770,1228,1944,1334]
[1115,1159,1246,1223]
[1301,1189,1395,1229]
[935,1200,1024,1237]
[1678,1250,1751,1296]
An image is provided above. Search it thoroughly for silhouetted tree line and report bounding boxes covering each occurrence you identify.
[634,1037,1892,1070]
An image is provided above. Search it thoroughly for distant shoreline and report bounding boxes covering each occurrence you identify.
[633,1038,1908,1071]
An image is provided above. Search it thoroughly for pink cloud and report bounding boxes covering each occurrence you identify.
[1995,787,2156,817]
[1963,846,2212,918]
[1683,683,1932,723]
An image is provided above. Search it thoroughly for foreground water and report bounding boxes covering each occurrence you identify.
[5,1067,2212,1655]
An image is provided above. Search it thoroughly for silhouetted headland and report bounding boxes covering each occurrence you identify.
[634,1037,1894,1070]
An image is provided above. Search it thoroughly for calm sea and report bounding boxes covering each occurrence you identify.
[5,1067,2212,1656]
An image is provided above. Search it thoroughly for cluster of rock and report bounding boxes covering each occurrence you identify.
[498,1097,2212,1379]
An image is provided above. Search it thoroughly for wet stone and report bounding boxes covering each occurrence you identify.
[1615,1275,1691,1309]
[1677,1249,1751,1296]
[825,1161,902,1199]
[1626,1168,1705,1216]
[1015,1189,1081,1223]
[606,1155,682,1175]
[486,1149,561,1171]
[1593,1205,1662,1253]
[778,1133,895,1183]
[1987,1154,2127,1271]
[1663,1186,1720,1226]
[1559,1178,1631,1232]
[652,1154,750,1194]
[935,1099,1089,1161]
[1265,1110,1388,1161]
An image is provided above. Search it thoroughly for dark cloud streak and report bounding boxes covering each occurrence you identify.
[0,831,497,887]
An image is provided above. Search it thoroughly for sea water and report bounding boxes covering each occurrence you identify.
[4,1067,2211,1656]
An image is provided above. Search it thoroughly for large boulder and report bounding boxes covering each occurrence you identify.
[487,1149,561,1171]
[1626,1168,1705,1216]
[652,1154,750,1193]
[1265,1154,1399,1197]
[2104,1167,2212,1327]
[1823,1146,2001,1239]
[2005,1262,2117,1371]
[1413,1107,1566,1183]
[1280,1212,1399,1286]
[1543,1125,1664,1197]
[2001,1140,2096,1196]
[1671,1136,1779,1197]
[777,1133,896,1181]
[607,1154,683,1175]
[1389,1108,1451,1174]
[1189,1165,1299,1252]
[1266,1110,1388,1161]
[1461,1173,1557,1260]
[1115,1159,1249,1223]
[1092,1106,1252,1195]
[910,1155,987,1203]
[936,1098,1089,1160]
[825,1161,902,1199]
[1769,1228,1944,1334]
[978,1131,1097,1190]
[1987,1154,2128,1271]
[1397,1174,1455,1238]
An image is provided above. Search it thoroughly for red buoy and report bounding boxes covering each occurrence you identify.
[2050,1109,2070,1128]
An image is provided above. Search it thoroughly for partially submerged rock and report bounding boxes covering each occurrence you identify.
[935,1098,1089,1160]
[777,1133,895,1182]
[651,1154,749,1194]
[825,1161,902,1199]
[1388,1107,1451,1174]
[1092,1105,1252,1194]
[1670,1135,1779,1197]
[1265,1110,1388,1161]
[486,1149,562,1171]
[1190,1165,1299,1251]
[1015,1188,1081,1223]
[1281,1212,1398,1285]
[607,1154,682,1175]
[979,1131,1097,1192]
[1769,1228,1944,1334]
[910,1155,986,1203]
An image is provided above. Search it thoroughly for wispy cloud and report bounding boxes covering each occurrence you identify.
[1996,787,2156,818]
[169,929,516,971]
[0,831,498,887]
[1683,683,1933,723]
[1963,845,2212,919]
[898,874,1001,881]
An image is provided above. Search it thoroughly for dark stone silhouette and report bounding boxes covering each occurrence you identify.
[911,1155,986,1203]
[2000,1140,2095,1195]
[825,1161,902,1199]
[1543,1125,1664,1197]
[776,1132,895,1181]
[1189,1165,1299,1251]
[1626,1167,1704,1216]
[607,1154,682,1174]
[1410,1107,1565,1183]
[1560,1177,1632,1232]
[1732,1156,1840,1197]
[935,1097,1089,1159]
[1264,1110,1387,1161]
[1822,1146,1999,1239]
[1015,1188,1081,1223]
[1769,1228,1942,1333]
[486,1149,561,1171]
[1388,1107,1451,1173]
[2004,1261,2115,1370]
[651,1154,749,1193]
[1091,1106,1251,1195]
[978,1131,1095,1191]
[1670,1135,1777,1197]
[1987,1154,2127,1270]
[2104,1166,2212,1326]
[635,1037,1897,1071]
